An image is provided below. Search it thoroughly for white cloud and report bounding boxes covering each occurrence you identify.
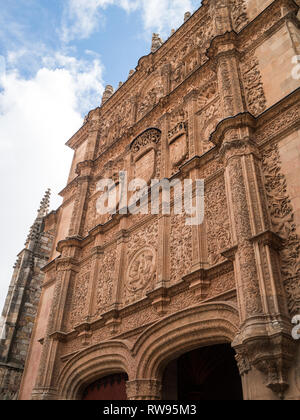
[0,54,104,311]
[62,0,199,42]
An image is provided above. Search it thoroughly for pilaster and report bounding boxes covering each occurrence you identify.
[213,114,296,399]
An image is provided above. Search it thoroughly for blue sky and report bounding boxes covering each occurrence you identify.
[0,0,201,311]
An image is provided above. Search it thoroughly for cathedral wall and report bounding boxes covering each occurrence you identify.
[51,202,74,260]
[255,24,299,109]
[19,283,55,400]
[68,141,88,183]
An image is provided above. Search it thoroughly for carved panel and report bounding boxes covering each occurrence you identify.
[95,247,116,316]
[240,52,267,116]
[131,129,161,183]
[69,266,90,328]
[137,78,164,120]
[123,222,159,305]
[262,145,300,314]
[197,97,222,154]
[127,247,156,293]
[206,176,232,266]
[97,98,132,155]
[170,213,193,284]
[230,0,249,32]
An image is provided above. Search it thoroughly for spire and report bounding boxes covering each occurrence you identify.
[25,189,51,247]
[37,188,51,218]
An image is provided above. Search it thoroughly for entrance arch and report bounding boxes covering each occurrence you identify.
[133,302,240,381]
[162,344,243,400]
[57,341,133,400]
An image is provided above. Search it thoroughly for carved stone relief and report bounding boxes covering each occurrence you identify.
[131,129,161,184]
[69,265,91,328]
[127,247,156,293]
[95,247,116,316]
[137,78,164,120]
[123,222,158,305]
[205,176,232,266]
[262,144,300,314]
[240,52,267,116]
[170,213,193,285]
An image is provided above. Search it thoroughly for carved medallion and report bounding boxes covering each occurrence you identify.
[127,247,156,293]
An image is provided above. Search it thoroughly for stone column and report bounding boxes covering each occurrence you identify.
[126,380,162,401]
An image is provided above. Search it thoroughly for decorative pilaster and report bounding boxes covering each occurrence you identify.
[32,249,80,399]
[113,230,130,310]
[156,113,170,289]
[126,380,162,401]
[212,114,296,399]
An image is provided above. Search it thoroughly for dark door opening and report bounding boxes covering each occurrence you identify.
[163,344,243,401]
[82,373,128,400]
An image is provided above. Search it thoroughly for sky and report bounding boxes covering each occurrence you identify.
[0,0,201,312]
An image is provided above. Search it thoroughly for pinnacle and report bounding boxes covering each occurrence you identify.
[24,189,51,247]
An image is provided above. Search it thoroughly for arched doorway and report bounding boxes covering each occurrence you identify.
[82,373,128,401]
[162,344,243,401]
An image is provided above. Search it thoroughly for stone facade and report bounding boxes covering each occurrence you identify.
[0,191,55,399]
[16,0,300,400]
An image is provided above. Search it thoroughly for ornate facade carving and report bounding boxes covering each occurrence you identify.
[230,0,249,32]
[95,247,116,316]
[240,52,267,116]
[205,176,232,266]
[69,270,90,328]
[170,214,193,284]
[123,222,159,305]
[127,247,156,294]
[262,144,300,315]
[17,0,300,402]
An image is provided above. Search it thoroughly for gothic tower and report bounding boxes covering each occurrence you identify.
[0,190,55,399]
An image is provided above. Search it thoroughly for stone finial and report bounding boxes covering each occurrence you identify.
[184,11,191,22]
[151,33,163,53]
[128,70,135,79]
[118,82,123,89]
[170,29,176,36]
[101,85,114,105]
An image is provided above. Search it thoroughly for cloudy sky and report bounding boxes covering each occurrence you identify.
[0,0,201,311]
